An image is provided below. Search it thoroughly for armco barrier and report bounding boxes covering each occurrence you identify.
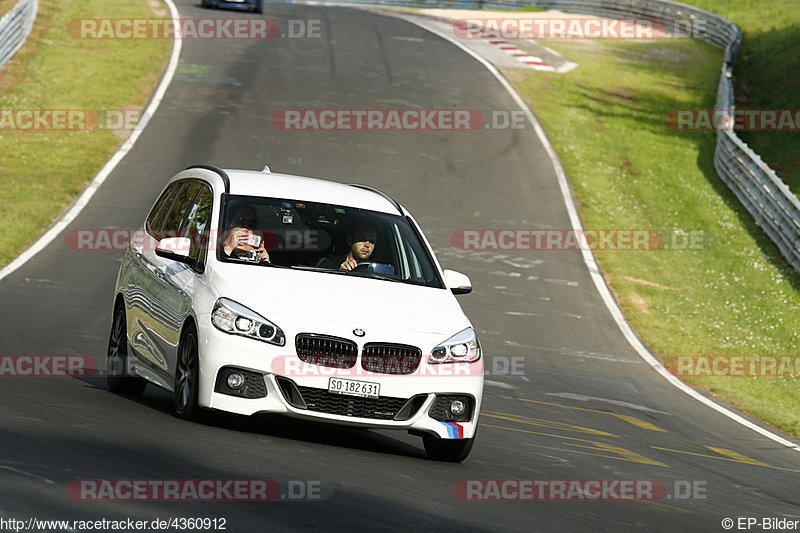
[523,1,800,272]
[0,0,37,69]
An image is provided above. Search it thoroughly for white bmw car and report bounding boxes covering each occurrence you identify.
[108,165,483,461]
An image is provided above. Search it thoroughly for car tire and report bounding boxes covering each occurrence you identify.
[254,2,263,14]
[174,324,201,420]
[106,303,147,396]
[200,0,211,8]
[423,435,475,462]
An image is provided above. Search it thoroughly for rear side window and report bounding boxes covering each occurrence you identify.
[181,185,213,264]
[146,181,200,240]
[146,184,182,236]
[161,182,201,239]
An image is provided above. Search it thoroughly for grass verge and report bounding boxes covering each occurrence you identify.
[505,30,799,435]
[0,0,170,267]
[0,0,15,17]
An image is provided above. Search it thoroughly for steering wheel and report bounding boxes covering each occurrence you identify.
[349,262,395,275]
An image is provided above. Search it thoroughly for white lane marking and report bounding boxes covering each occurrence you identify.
[489,270,522,278]
[485,380,516,389]
[546,392,669,414]
[23,278,62,285]
[559,350,636,363]
[400,16,800,453]
[0,465,55,484]
[500,341,639,364]
[0,0,182,284]
[390,35,424,42]
[544,278,579,287]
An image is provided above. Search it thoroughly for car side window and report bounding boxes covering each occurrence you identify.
[181,184,213,266]
[146,183,183,237]
[160,182,201,240]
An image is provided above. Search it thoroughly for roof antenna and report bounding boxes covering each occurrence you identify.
[262,163,271,173]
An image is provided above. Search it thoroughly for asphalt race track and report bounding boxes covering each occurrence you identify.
[0,2,798,531]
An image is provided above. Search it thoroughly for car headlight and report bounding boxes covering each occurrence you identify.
[211,298,285,346]
[429,328,481,364]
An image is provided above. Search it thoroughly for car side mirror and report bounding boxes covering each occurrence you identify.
[443,269,472,295]
[155,237,196,267]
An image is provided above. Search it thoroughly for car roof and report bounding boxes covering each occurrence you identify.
[221,169,403,215]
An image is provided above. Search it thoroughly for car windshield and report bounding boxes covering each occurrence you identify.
[217,195,444,289]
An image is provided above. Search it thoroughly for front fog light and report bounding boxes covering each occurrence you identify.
[430,395,473,422]
[227,373,245,390]
[215,367,267,399]
[450,400,465,416]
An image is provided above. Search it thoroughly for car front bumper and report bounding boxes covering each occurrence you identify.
[197,323,484,440]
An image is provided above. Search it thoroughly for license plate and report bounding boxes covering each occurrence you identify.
[328,377,380,399]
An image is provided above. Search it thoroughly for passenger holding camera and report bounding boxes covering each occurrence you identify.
[223,205,270,262]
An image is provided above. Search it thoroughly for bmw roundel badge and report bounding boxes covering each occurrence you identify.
[353,328,365,337]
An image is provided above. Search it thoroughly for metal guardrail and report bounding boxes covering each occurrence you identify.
[520,1,800,272]
[315,0,800,271]
[0,0,37,70]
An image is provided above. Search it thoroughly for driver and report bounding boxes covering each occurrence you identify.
[223,205,270,262]
[339,227,377,271]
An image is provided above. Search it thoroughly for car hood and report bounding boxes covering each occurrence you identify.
[209,264,470,336]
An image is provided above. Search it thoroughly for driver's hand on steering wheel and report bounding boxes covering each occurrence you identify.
[339,256,358,271]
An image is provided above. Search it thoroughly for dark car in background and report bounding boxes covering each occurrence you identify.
[201,0,263,14]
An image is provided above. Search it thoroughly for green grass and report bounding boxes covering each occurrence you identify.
[0,0,170,267]
[0,0,15,17]
[506,31,800,436]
